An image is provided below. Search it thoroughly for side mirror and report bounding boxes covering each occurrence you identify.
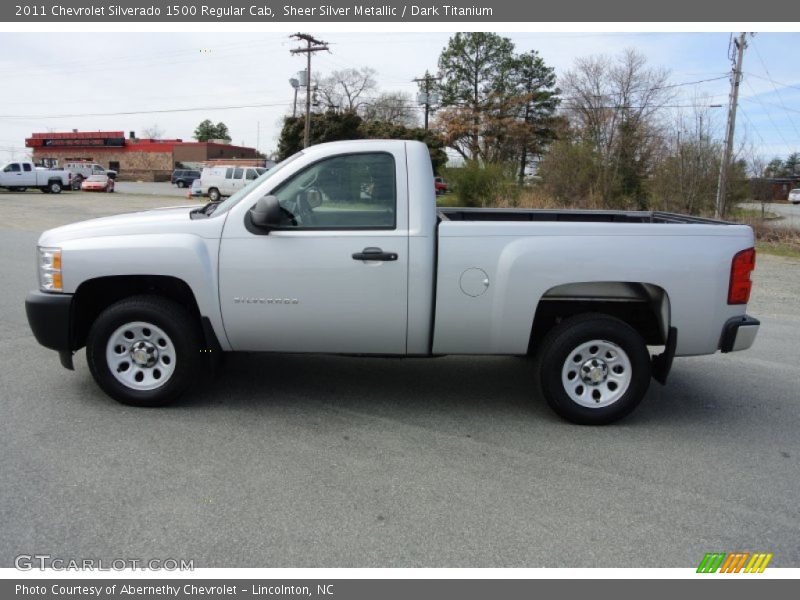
[249,195,283,230]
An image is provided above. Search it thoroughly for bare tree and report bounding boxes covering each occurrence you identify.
[748,151,773,218]
[561,49,673,207]
[141,124,165,139]
[362,92,419,127]
[316,67,377,113]
[650,103,720,215]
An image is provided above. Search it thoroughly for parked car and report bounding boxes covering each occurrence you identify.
[434,176,449,195]
[789,188,800,205]
[64,162,117,189]
[187,178,204,199]
[24,140,760,425]
[171,169,201,188]
[0,161,72,193]
[80,174,114,193]
[199,165,268,201]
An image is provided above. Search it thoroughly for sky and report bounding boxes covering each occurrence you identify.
[0,31,798,164]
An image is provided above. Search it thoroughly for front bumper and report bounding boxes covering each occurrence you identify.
[25,291,74,367]
[720,315,760,353]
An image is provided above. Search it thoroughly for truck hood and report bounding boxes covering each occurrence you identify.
[38,205,219,245]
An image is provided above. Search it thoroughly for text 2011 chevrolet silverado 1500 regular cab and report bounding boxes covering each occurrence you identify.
[25,140,760,424]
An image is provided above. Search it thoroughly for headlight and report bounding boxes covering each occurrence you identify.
[38,247,63,292]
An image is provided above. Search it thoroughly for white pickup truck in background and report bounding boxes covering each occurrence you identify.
[25,140,760,424]
[63,161,118,189]
[0,161,73,193]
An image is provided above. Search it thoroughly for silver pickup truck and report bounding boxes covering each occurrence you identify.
[25,140,759,424]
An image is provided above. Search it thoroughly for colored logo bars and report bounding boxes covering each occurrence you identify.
[697,552,773,573]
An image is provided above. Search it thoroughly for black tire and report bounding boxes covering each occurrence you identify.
[535,313,651,425]
[48,180,62,194]
[176,180,186,188]
[208,187,221,202]
[86,295,204,407]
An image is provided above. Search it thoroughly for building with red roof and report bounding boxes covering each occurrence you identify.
[25,130,259,181]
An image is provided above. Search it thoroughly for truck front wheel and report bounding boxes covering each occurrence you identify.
[86,295,203,407]
[536,313,651,425]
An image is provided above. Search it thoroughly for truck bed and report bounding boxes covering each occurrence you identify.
[438,208,729,225]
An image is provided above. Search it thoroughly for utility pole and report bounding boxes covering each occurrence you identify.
[414,71,441,130]
[715,32,748,219]
[290,33,329,149]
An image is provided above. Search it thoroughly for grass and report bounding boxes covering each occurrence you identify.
[728,206,780,220]
[723,214,800,259]
[435,193,461,208]
[756,241,800,259]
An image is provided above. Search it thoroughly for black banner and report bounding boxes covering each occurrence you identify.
[3,0,798,22]
[3,579,798,600]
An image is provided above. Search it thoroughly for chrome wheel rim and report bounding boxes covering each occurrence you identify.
[561,339,632,408]
[106,321,176,391]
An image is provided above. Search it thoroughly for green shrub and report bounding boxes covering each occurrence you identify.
[442,162,520,207]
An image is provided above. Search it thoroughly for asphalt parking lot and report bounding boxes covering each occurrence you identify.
[1,187,799,568]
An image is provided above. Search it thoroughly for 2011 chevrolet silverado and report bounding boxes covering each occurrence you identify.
[25,140,760,424]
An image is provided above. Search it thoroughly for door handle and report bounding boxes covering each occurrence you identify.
[352,247,398,261]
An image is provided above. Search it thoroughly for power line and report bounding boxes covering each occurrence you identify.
[742,79,794,147]
[738,104,768,148]
[748,38,800,141]
[745,71,800,92]
[0,101,292,120]
[0,36,285,78]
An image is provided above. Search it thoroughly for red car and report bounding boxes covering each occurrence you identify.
[81,175,114,193]
[434,176,449,195]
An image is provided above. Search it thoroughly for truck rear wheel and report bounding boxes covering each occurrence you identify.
[86,295,203,407]
[535,313,651,425]
[48,180,62,194]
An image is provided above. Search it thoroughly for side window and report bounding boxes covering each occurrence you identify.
[272,153,396,229]
[23,164,32,172]
[245,168,258,181]
[225,168,233,179]
[233,168,243,180]
[5,163,21,172]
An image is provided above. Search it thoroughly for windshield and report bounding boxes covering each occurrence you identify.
[209,152,303,217]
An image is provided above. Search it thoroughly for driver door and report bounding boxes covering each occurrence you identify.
[218,151,409,355]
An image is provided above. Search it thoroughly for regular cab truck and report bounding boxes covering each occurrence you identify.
[25,140,760,424]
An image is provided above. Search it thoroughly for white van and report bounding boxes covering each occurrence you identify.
[200,165,267,201]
